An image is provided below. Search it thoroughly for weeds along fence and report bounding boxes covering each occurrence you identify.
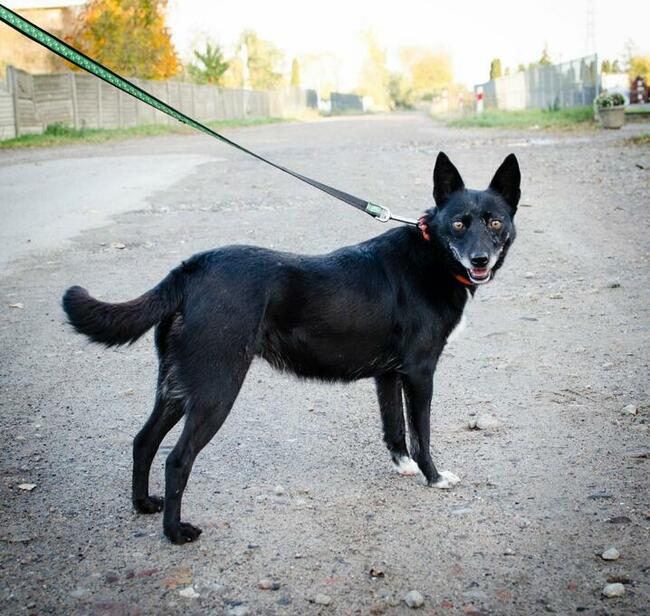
[475,54,599,111]
[0,66,318,140]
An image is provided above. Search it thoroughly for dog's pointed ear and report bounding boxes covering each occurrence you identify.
[489,153,521,211]
[433,152,465,207]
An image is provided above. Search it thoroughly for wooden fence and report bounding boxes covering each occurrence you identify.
[1,66,317,139]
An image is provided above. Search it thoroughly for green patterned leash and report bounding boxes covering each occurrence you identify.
[0,3,417,225]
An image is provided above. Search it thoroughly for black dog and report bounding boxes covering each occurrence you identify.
[63,152,520,543]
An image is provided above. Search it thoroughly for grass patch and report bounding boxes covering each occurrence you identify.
[0,117,287,149]
[448,106,594,129]
[625,133,650,146]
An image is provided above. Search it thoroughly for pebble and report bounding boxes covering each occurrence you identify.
[228,606,250,616]
[110,242,126,249]
[179,587,200,599]
[549,293,563,300]
[602,583,625,598]
[606,574,630,584]
[258,578,280,590]
[524,272,536,279]
[8,302,24,309]
[17,483,36,491]
[463,589,488,601]
[468,413,501,431]
[313,593,332,606]
[404,590,424,608]
[273,485,285,496]
[70,588,89,599]
[601,548,620,561]
[621,404,638,416]
[608,516,631,524]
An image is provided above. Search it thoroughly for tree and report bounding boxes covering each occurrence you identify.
[489,58,502,80]
[66,0,179,79]
[399,46,453,98]
[611,59,621,73]
[628,56,650,82]
[601,59,612,73]
[517,63,526,72]
[358,31,391,109]
[388,71,414,109]
[188,41,228,85]
[237,29,284,90]
[539,44,552,66]
[290,58,301,87]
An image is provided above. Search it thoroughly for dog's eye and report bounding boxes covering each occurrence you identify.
[489,219,503,230]
[452,221,465,231]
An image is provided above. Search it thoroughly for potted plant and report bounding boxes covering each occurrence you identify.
[595,92,626,129]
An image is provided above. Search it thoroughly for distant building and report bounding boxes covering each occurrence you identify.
[0,1,86,76]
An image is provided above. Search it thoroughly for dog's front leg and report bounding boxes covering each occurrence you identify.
[402,370,460,489]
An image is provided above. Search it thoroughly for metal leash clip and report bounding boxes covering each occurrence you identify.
[365,203,418,226]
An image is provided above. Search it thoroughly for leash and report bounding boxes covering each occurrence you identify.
[0,4,417,226]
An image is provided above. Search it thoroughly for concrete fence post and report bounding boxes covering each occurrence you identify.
[166,81,171,125]
[8,66,19,138]
[97,79,102,129]
[118,90,123,128]
[133,78,139,126]
[69,72,79,129]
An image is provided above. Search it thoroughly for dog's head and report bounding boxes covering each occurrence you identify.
[421,152,520,285]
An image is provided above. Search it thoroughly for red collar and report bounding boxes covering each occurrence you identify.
[417,215,430,241]
[452,273,475,286]
[417,216,475,287]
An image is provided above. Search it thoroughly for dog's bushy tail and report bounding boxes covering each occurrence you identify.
[62,269,184,347]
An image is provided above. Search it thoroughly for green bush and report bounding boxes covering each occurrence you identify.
[595,92,625,109]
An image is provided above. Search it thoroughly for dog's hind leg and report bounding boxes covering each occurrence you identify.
[375,373,419,476]
[132,393,184,514]
[160,293,265,543]
[162,366,250,543]
[132,317,185,514]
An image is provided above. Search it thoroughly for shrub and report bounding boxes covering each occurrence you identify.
[595,92,625,109]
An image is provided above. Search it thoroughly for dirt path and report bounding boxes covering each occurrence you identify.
[0,114,648,615]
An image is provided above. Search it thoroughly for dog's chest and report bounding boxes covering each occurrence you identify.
[446,289,472,344]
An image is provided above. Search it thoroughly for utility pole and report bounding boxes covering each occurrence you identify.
[585,0,596,56]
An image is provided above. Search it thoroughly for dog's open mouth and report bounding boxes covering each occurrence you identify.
[468,267,492,284]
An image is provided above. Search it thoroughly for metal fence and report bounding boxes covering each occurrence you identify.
[330,92,363,114]
[1,66,319,140]
[475,54,599,111]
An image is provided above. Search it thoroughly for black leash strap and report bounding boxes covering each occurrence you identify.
[0,4,417,225]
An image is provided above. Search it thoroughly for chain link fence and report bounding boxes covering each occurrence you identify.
[475,54,599,111]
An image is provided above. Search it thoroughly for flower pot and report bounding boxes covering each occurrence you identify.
[598,106,625,129]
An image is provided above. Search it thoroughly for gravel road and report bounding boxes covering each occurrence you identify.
[0,114,648,615]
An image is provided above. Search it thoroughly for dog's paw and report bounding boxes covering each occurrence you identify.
[164,522,203,544]
[429,470,461,489]
[393,456,421,476]
[133,495,164,514]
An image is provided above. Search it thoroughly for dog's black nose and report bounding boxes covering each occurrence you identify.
[470,254,489,267]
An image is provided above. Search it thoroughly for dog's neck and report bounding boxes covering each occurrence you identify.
[410,223,476,291]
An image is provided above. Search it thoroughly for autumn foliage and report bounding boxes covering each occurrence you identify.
[66,0,180,79]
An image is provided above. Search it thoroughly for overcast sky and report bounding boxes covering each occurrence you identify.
[167,0,649,88]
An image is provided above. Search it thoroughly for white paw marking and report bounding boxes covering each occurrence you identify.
[447,314,466,343]
[431,470,461,489]
[394,456,421,476]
